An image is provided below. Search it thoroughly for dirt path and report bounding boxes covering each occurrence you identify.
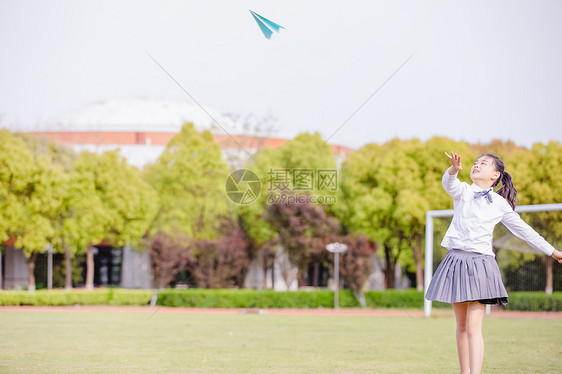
[1,306,561,319]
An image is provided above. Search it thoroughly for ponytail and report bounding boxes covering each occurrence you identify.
[495,171,517,210]
[483,153,518,210]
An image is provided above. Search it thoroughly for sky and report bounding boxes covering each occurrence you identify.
[1,0,561,150]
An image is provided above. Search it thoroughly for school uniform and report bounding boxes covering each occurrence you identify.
[425,167,555,306]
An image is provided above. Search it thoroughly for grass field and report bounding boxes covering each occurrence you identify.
[1,309,561,373]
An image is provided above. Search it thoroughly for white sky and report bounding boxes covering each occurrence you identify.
[1,0,561,149]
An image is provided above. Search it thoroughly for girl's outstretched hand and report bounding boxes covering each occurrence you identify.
[445,151,462,174]
[552,249,562,264]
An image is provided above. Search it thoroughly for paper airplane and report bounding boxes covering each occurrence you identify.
[249,10,285,39]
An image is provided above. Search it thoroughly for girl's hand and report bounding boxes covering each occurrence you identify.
[445,151,462,174]
[552,249,562,264]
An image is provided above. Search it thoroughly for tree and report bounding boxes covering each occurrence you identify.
[63,150,158,289]
[0,130,67,291]
[335,141,404,289]
[329,234,375,294]
[189,221,251,288]
[144,123,241,288]
[147,222,252,289]
[144,123,230,239]
[237,132,339,287]
[509,141,562,294]
[15,133,76,289]
[334,137,473,289]
[147,230,190,289]
[266,201,340,287]
[405,137,476,290]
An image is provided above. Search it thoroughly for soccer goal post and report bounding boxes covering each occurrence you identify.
[424,203,562,317]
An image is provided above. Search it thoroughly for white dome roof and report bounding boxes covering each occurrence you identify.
[33,97,244,134]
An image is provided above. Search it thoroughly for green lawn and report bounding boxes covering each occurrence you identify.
[0,309,560,373]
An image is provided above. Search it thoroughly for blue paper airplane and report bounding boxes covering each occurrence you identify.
[249,10,285,39]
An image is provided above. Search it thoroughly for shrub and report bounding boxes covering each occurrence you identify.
[0,289,152,306]
[364,289,424,309]
[155,289,357,308]
[505,291,562,312]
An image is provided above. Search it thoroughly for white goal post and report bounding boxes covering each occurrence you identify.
[424,203,562,317]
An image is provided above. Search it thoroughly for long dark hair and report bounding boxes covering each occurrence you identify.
[482,153,517,210]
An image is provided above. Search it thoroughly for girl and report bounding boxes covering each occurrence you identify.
[425,152,562,374]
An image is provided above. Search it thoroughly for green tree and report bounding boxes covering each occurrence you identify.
[64,150,158,289]
[509,141,562,293]
[144,123,230,239]
[335,137,473,289]
[405,137,476,289]
[15,133,77,289]
[144,123,236,288]
[238,132,338,287]
[0,130,35,248]
[0,130,66,291]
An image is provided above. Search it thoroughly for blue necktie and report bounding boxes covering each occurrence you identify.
[474,189,493,203]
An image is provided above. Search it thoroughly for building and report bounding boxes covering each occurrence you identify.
[19,97,353,168]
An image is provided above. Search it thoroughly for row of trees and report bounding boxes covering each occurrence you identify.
[1,125,560,293]
[144,127,376,292]
[0,129,158,290]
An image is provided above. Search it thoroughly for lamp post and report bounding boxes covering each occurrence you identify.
[326,242,348,309]
[47,244,53,290]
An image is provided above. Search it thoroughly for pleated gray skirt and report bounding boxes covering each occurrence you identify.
[426,249,508,307]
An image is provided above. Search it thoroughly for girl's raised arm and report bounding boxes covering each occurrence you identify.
[442,152,464,199]
[445,151,462,175]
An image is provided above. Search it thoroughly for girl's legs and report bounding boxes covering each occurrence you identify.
[466,302,486,374]
[453,301,487,374]
[452,302,469,374]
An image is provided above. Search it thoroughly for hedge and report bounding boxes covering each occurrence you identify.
[1,289,561,311]
[364,289,423,309]
[504,291,562,312]
[155,289,360,308]
[0,289,153,306]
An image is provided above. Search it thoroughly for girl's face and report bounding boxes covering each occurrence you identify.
[470,156,500,188]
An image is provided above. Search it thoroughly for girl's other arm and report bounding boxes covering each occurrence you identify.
[552,249,562,264]
[501,211,556,257]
